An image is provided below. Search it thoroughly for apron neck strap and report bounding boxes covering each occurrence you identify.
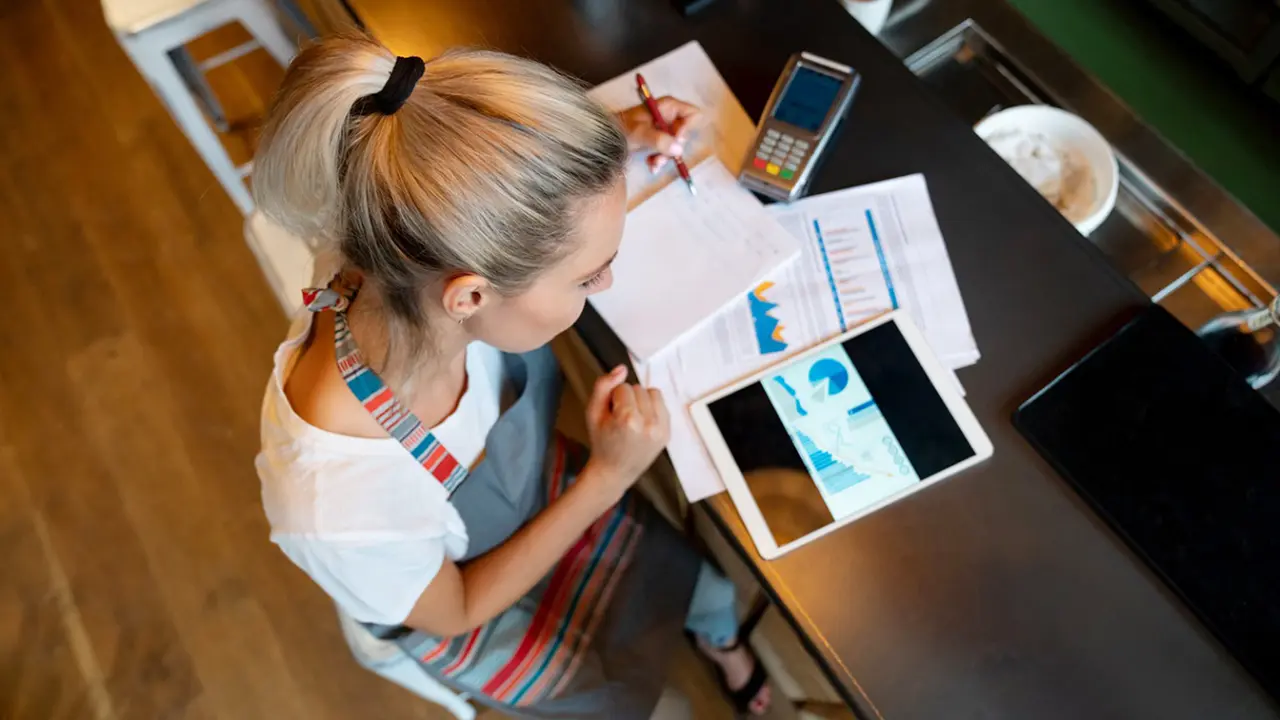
[300,281,469,492]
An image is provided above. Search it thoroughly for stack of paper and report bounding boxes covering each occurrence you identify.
[637,175,980,501]
[767,176,979,370]
[587,159,800,361]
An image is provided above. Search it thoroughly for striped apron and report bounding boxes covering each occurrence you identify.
[303,285,701,718]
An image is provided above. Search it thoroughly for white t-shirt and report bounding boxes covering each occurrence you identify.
[256,310,508,625]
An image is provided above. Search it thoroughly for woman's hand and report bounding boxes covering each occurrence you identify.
[405,365,668,637]
[583,365,670,496]
[617,97,703,174]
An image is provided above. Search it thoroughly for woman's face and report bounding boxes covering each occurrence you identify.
[463,178,628,354]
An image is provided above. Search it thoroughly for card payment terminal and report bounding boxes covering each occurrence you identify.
[738,53,860,202]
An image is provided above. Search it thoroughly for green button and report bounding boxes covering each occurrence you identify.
[780,169,795,180]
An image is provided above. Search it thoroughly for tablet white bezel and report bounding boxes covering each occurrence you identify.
[689,311,993,559]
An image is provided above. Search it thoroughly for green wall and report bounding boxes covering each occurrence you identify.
[1005,0,1280,233]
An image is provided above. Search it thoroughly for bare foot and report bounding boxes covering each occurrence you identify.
[695,635,772,715]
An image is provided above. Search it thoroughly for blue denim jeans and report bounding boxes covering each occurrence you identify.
[683,562,739,648]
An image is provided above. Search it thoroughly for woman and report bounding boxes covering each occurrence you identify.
[253,35,772,718]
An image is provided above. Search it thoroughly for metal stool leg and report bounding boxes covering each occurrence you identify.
[169,45,230,132]
[121,33,254,214]
[272,0,318,39]
[231,0,297,67]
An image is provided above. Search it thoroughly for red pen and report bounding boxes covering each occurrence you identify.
[635,73,697,196]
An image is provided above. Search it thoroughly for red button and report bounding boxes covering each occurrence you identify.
[753,158,768,170]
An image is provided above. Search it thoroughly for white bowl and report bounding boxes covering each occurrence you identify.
[975,105,1119,236]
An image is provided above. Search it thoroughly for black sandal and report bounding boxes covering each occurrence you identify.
[686,632,770,715]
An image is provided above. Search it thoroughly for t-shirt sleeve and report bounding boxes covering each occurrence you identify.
[278,535,450,625]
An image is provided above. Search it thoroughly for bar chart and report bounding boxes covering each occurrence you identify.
[810,206,899,332]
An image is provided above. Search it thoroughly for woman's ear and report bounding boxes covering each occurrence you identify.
[440,273,490,323]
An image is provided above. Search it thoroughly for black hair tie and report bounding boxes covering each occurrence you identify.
[352,55,425,117]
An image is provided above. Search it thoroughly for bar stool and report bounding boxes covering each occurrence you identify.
[104,0,310,214]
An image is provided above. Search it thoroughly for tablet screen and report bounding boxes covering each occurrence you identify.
[708,320,975,547]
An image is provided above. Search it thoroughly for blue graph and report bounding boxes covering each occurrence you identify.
[772,376,808,417]
[796,430,868,494]
[808,358,849,396]
[748,284,787,355]
[846,399,875,418]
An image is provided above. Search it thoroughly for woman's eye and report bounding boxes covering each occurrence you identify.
[580,270,606,289]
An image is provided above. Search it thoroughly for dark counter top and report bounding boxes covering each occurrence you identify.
[345,0,1277,716]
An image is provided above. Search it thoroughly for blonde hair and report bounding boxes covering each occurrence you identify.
[253,34,627,380]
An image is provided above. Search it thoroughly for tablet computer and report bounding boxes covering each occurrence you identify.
[690,312,992,558]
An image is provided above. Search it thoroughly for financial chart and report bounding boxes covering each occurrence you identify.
[742,199,905,366]
[761,345,920,518]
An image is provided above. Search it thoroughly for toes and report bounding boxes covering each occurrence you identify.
[749,685,772,715]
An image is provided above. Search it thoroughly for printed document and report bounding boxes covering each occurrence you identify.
[588,158,799,361]
[639,174,979,500]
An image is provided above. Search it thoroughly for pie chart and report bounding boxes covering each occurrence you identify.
[807,358,849,401]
